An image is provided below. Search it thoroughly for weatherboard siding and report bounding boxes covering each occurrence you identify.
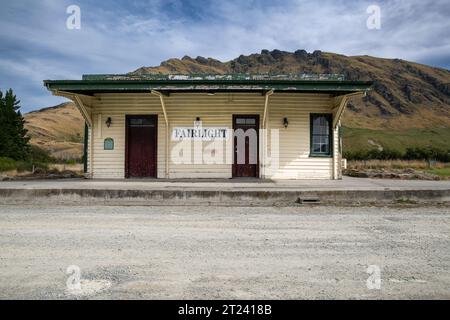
[164,93,264,179]
[90,94,166,179]
[266,93,334,179]
[88,92,338,179]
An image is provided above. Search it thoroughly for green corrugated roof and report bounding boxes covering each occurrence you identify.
[44,73,373,95]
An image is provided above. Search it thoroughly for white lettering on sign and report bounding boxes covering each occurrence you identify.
[172,127,229,141]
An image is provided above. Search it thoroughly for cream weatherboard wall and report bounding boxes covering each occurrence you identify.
[86,92,339,179]
[89,93,166,179]
[164,93,265,179]
[266,93,335,179]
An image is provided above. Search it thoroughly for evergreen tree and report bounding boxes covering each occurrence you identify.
[0,90,6,155]
[0,89,30,160]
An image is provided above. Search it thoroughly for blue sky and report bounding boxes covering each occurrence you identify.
[0,0,449,112]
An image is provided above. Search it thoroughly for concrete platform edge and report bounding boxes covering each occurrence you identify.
[0,188,449,206]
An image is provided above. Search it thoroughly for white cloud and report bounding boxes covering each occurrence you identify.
[0,0,449,111]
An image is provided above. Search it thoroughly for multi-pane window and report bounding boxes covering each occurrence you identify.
[129,118,155,127]
[310,114,332,156]
[235,118,256,125]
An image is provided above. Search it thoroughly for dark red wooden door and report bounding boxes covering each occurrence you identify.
[232,115,259,178]
[126,115,157,178]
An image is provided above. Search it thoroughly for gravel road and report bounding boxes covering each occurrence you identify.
[0,205,449,299]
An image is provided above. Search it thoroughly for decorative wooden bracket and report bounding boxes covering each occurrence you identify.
[332,92,365,128]
[52,90,93,128]
[151,90,170,178]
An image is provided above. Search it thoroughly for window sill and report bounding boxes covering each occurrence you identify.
[309,154,333,158]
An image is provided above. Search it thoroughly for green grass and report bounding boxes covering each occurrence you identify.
[343,127,450,153]
[0,157,16,172]
[0,156,48,173]
[426,167,450,177]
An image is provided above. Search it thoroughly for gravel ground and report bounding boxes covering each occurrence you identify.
[0,204,449,299]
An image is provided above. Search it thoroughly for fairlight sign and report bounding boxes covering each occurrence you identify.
[172,127,230,141]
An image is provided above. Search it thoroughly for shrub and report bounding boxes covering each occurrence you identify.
[15,161,33,172]
[404,147,450,162]
[52,157,83,164]
[29,145,52,163]
[0,157,16,172]
[33,162,49,173]
[343,150,368,161]
[344,147,450,162]
[12,161,49,173]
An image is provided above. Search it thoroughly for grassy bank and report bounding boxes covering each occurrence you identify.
[0,157,48,173]
[426,167,450,177]
[343,126,450,153]
[0,156,82,176]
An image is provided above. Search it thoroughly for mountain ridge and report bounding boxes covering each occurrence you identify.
[133,50,450,130]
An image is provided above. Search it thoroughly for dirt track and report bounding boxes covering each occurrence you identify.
[0,205,449,299]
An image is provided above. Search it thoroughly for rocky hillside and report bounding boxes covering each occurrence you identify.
[24,102,84,160]
[133,50,450,131]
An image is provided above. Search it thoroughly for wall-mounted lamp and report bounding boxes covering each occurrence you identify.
[194,117,202,127]
[283,117,289,129]
[105,117,112,128]
[207,91,215,96]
